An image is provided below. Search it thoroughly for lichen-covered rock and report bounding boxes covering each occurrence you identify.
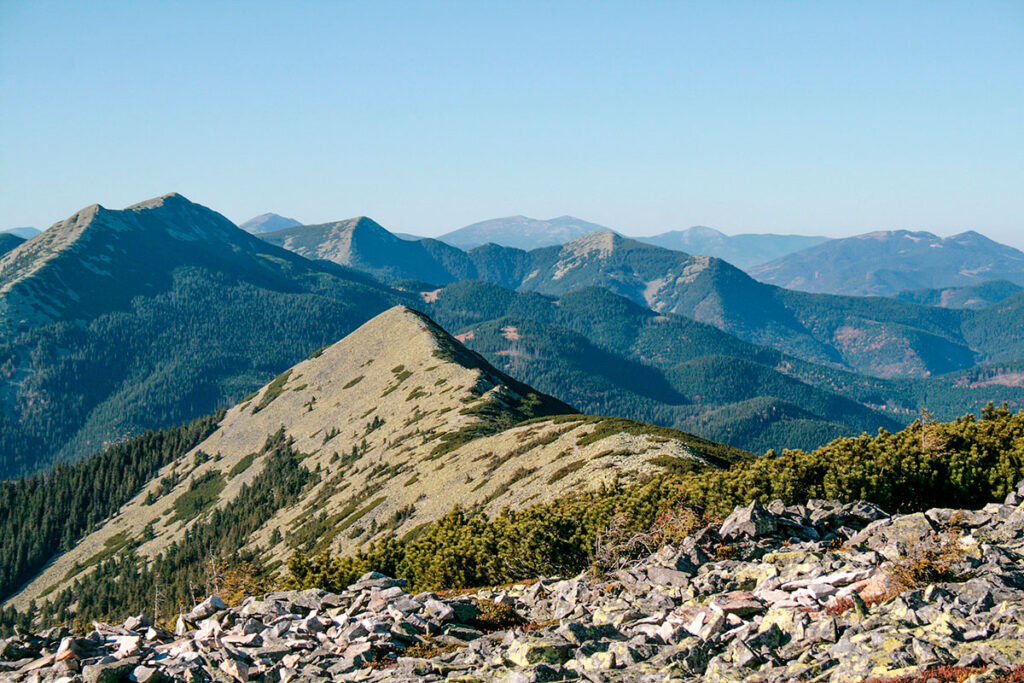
[5,484,1024,682]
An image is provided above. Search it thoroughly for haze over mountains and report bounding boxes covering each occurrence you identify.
[434,216,827,267]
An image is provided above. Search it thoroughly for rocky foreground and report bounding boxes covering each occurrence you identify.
[3,483,1024,683]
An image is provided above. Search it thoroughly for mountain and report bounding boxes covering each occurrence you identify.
[423,281,902,451]
[463,231,992,379]
[894,280,1023,310]
[0,193,405,477]
[750,229,1024,296]
[261,222,1023,380]
[1,227,40,239]
[259,217,477,284]
[238,212,302,234]
[438,215,614,250]
[423,280,1024,451]
[637,226,828,268]
[5,305,746,611]
[0,233,24,257]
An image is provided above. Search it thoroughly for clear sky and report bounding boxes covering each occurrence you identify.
[1,1,1022,246]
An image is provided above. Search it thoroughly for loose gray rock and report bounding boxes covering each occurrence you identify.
[6,482,1024,682]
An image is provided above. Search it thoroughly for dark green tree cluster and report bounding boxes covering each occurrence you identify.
[0,412,222,602]
[0,429,317,633]
[288,405,1024,593]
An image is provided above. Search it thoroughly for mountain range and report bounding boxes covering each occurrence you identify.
[635,226,828,268]
[435,216,827,267]
[259,217,475,285]
[259,223,1024,379]
[750,229,1024,296]
[1,192,1023,641]
[1,194,1021,481]
[0,194,403,476]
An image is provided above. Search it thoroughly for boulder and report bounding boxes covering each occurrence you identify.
[719,500,778,541]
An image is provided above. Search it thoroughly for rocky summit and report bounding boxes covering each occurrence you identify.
[5,482,1023,683]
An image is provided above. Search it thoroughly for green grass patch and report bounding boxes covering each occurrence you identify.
[483,467,537,504]
[382,370,413,397]
[171,470,226,523]
[337,497,387,532]
[253,369,292,413]
[65,532,136,581]
[647,454,706,477]
[229,452,258,478]
[343,375,364,389]
[547,459,587,484]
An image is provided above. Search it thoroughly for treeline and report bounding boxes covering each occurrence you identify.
[0,429,317,632]
[287,404,1024,594]
[6,405,1024,631]
[0,412,223,602]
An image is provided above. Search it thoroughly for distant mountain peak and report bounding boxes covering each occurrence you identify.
[683,225,726,238]
[125,191,188,211]
[0,193,283,331]
[2,227,42,239]
[562,230,623,257]
[439,215,614,250]
[751,228,1024,296]
[636,228,827,268]
[239,212,302,234]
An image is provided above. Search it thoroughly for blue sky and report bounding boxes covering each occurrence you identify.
[1,1,1022,246]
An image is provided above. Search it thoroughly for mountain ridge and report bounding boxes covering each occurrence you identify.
[257,219,1024,379]
[5,304,745,610]
[637,225,828,268]
[0,193,406,476]
[750,228,1024,296]
[438,215,615,250]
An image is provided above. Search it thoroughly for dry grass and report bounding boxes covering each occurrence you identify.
[468,599,527,632]
[402,639,462,659]
[592,507,705,574]
[885,529,971,593]
[860,665,983,683]
[204,558,276,607]
[857,664,1024,683]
